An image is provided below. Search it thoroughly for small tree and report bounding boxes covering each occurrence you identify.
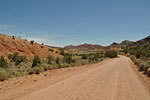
[0,56,7,68]
[105,50,118,58]
[8,54,13,62]
[8,52,19,62]
[48,49,54,52]
[30,40,34,44]
[64,53,72,64]
[32,55,41,67]
[15,56,27,65]
[13,52,19,62]
[59,48,65,55]
[12,36,15,40]
[47,55,54,64]
[55,57,61,64]
[82,54,88,60]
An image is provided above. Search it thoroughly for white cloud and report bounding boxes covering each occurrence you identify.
[26,37,47,43]
[0,24,65,47]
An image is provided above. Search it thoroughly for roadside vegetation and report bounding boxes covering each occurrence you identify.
[0,48,118,81]
[122,41,150,77]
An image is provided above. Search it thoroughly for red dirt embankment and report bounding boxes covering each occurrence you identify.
[0,34,60,59]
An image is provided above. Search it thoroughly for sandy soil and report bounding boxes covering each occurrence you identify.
[0,56,150,100]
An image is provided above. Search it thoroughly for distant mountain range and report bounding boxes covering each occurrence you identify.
[64,36,150,53]
[0,33,149,58]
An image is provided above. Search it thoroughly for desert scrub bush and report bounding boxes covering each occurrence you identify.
[134,59,142,66]
[70,63,76,67]
[59,48,65,55]
[28,67,42,75]
[63,53,73,64]
[0,56,8,68]
[14,72,23,77]
[30,40,34,44]
[42,63,52,71]
[59,63,70,68]
[139,61,148,71]
[33,67,42,74]
[12,36,15,40]
[47,55,55,64]
[55,57,61,64]
[147,67,150,77]
[81,54,88,60]
[48,48,54,52]
[105,50,118,58]
[32,55,41,67]
[130,55,136,63]
[41,46,44,48]
[8,52,19,62]
[142,61,150,74]
[15,56,27,65]
[0,68,9,81]
[8,52,27,65]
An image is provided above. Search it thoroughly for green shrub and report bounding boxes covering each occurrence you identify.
[28,67,42,75]
[33,67,41,74]
[59,63,70,68]
[48,49,54,52]
[89,55,95,61]
[135,59,142,66]
[15,56,27,65]
[28,68,36,75]
[59,48,65,55]
[63,53,73,64]
[47,55,55,64]
[147,67,150,77]
[130,55,136,63]
[81,54,88,60]
[8,54,13,61]
[43,63,56,71]
[30,40,34,44]
[0,68,9,81]
[32,55,41,67]
[123,49,128,54]
[139,62,147,71]
[8,52,19,62]
[55,57,61,64]
[70,63,76,67]
[143,64,149,74]
[0,56,8,68]
[12,36,15,40]
[14,72,22,76]
[105,50,118,58]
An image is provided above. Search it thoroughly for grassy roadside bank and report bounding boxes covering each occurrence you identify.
[0,50,118,81]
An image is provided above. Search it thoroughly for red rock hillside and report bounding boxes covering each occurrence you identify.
[0,34,61,59]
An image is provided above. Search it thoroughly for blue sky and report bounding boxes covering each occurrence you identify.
[0,0,150,47]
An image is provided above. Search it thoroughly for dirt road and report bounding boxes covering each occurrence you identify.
[1,56,150,100]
